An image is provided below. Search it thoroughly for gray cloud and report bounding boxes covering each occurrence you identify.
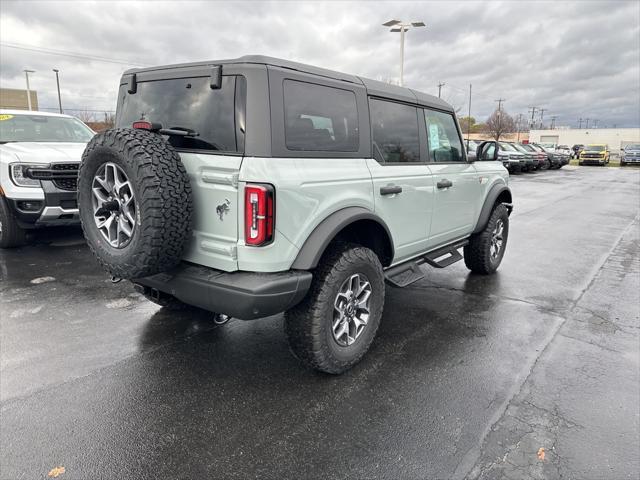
[1,0,638,127]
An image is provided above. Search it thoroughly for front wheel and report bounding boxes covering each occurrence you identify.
[0,197,27,248]
[464,204,509,275]
[285,243,385,374]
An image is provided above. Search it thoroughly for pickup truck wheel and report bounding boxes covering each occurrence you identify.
[464,204,509,275]
[78,128,193,279]
[0,197,27,248]
[284,243,385,374]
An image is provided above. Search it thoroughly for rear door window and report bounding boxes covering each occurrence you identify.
[283,79,359,152]
[424,109,464,162]
[117,75,246,153]
[369,98,420,163]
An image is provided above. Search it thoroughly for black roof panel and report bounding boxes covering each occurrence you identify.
[123,55,453,112]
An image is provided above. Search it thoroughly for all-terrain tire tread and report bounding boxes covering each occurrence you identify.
[464,204,509,275]
[78,128,193,278]
[285,243,384,374]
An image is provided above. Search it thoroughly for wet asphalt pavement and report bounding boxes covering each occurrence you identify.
[1,166,639,480]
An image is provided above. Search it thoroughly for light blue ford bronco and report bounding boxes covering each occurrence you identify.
[77,56,512,374]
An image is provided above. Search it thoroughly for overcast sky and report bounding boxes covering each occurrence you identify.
[1,0,639,127]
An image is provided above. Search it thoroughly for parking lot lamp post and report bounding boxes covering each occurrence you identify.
[24,69,35,111]
[53,69,63,113]
[382,19,425,86]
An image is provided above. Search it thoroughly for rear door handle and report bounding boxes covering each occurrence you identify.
[437,179,453,189]
[380,185,403,196]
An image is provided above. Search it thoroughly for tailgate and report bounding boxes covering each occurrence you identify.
[179,152,242,271]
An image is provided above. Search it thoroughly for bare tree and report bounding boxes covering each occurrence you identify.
[486,109,516,141]
[76,110,94,123]
[103,112,115,129]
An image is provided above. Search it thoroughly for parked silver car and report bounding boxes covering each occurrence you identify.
[621,144,640,166]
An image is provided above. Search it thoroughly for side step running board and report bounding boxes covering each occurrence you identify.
[384,239,469,288]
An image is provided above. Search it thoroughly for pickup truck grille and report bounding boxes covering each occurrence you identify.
[51,163,79,191]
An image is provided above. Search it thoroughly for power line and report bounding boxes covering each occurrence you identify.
[495,98,505,111]
[0,42,150,66]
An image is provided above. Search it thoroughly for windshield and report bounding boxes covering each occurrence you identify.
[499,142,517,152]
[117,75,246,153]
[625,144,640,150]
[511,143,529,153]
[586,145,605,151]
[520,144,536,152]
[0,114,94,143]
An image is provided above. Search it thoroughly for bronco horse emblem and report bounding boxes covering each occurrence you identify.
[216,199,231,220]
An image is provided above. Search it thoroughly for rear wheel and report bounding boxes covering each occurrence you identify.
[0,197,27,248]
[464,204,509,275]
[285,243,385,374]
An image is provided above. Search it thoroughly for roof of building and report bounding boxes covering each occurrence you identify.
[123,55,452,112]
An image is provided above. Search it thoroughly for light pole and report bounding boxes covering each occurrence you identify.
[382,19,425,86]
[53,69,63,113]
[24,69,35,111]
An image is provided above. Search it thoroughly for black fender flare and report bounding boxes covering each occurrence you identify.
[291,207,394,270]
[472,183,513,234]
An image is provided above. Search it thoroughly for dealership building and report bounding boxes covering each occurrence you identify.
[0,88,39,110]
[529,128,640,151]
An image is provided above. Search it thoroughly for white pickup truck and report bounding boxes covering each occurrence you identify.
[0,110,94,247]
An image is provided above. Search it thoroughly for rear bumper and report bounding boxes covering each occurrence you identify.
[134,263,313,320]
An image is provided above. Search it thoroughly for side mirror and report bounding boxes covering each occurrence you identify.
[476,141,499,161]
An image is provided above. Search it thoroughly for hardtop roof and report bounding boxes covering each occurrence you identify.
[123,55,453,112]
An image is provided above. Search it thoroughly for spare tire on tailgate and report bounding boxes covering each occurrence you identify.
[78,128,193,279]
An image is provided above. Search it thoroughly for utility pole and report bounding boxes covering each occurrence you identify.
[383,20,425,86]
[466,84,472,149]
[516,113,524,142]
[438,82,445,98]
[53,69,63,114]
[550,115,557,129]
[495,98,505,140]
[539,108,546,129]
[578,118,583,129]
[528,106,538,129]
[23,69,35,111]
[593,119,599,128]
[585,118,590,128]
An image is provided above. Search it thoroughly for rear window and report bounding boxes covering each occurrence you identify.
[283,80,359,152]
[117,75,246,153]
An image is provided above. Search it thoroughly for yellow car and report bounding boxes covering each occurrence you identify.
[579,144,610,166]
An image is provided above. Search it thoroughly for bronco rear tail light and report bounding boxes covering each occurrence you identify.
[132,121,152,130]
[244,184,274,246]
